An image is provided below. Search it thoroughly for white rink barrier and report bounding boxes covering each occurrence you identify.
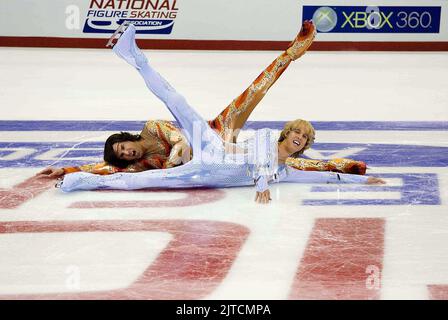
[0,0,447,50]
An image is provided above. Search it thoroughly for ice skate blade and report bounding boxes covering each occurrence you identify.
[106,21,132,48]
[55,178,63,189]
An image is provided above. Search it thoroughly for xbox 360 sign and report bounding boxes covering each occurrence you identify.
[304,5,441,33]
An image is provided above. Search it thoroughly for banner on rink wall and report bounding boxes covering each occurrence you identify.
[0,0,447,50]
[83,0,179,34]
[304,6,441,33]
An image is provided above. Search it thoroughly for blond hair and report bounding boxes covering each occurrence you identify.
[278,119,315,157]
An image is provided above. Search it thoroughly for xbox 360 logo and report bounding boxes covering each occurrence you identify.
[312,7,338,32]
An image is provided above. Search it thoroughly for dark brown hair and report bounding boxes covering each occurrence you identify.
[103,132,142,168]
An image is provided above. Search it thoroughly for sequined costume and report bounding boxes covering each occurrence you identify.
[208,50,293,142]
[61,21,321,175]
[286,157,367,175]
[209,21,316,142]
[60,25,369,192]
[62,119,187,175]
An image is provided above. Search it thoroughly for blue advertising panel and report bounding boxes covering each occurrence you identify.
[303,6,441,33]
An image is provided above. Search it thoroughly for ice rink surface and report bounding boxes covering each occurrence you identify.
[0,47,447,299]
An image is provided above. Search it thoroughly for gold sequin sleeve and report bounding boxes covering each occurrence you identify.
[141,120,185,148]
[62,161,148,175]
[286,157,367,175]
[141,120,191,168]
[62,159,159,175]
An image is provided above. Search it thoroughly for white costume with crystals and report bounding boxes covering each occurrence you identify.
[60,25,368,192]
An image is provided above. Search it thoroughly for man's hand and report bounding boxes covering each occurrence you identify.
[35,167,65,178]
[255,189,271,204]
[168,141,191,166]
[367,176,386,185]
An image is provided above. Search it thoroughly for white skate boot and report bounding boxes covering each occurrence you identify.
[107,22,148,70]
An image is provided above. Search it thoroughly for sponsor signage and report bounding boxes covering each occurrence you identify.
[83,0,179,34]
[304,5,441,33]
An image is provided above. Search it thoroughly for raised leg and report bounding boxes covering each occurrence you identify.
[208,21,316,143]
[113,24,223,155]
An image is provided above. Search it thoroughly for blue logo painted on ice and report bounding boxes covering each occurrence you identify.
[1,142,447,168]
[1,120,446,207]
[304,173,440,206]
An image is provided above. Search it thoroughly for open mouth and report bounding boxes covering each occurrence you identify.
[132,150,137,157]
[293,140,301,147]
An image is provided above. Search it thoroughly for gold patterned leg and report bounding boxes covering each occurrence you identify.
[208,52,292,143]
[208,21,316,143]
[286,20,316,61]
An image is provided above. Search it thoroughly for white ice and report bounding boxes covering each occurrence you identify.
[0,47,447,300]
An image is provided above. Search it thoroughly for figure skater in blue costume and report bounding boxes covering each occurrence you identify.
[59,24,385,203]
